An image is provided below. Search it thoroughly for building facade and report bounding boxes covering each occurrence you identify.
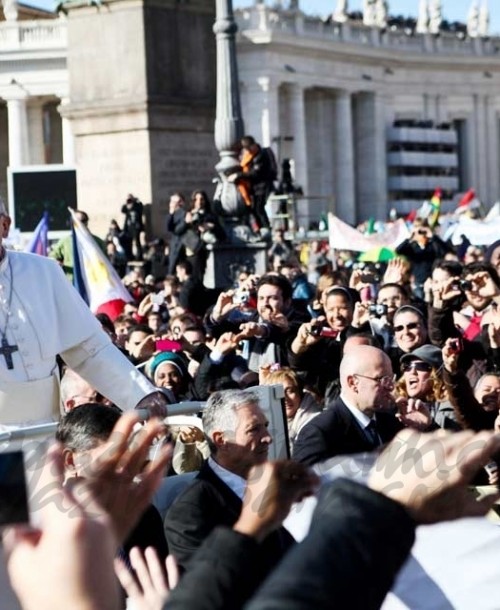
[0,0,499,233]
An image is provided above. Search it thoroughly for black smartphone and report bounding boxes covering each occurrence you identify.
[0,450,29,527]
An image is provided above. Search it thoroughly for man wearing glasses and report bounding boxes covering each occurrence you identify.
[293,345,402,465]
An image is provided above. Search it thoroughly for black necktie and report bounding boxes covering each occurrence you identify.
[365,420,381,447]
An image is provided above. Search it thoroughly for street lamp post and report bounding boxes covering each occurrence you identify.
[205,0,268,289]
[213,0,245,219]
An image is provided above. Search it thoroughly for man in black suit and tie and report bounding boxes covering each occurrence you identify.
[293,345,403,465]
[164,389,295,574]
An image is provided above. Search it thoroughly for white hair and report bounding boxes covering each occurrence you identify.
[202,389,260,454]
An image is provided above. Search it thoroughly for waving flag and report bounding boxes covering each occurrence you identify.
[69,209,132,320]
[456,189,480,214]
[26,211,49,256]
[328,214,409,252]
[428,188,442,228]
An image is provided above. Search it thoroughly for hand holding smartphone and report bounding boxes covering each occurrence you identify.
[0,450,29,527]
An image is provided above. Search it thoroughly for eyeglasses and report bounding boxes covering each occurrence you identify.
[354,373,395,388]
[401,361,433,374]
[394,322,420,333]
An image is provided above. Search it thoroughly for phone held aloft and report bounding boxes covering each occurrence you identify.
[309,326,339,339]
[0,450,29,527]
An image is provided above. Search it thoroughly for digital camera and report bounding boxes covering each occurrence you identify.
[368,303,388,317]
[233,289,251,306]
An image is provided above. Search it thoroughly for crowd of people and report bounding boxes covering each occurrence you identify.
[2,140,500,609]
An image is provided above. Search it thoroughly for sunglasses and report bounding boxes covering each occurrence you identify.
[394,322,420,333]
[401,361,433,374]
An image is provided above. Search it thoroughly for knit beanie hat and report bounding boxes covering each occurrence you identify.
[150,351,189,381]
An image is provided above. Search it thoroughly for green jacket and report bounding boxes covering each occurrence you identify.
[49,233,108,282]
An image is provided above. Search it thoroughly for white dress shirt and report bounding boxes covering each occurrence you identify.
[340,392,379,442]
[208,456,246,500]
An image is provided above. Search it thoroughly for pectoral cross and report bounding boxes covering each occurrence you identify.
[0,336,18,370]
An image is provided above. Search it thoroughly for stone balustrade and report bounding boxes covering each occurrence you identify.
[0,19,67,51]
[236,6,499,57]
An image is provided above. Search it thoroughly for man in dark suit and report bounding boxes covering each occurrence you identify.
[164,389,295,573]
[293,345,403,465]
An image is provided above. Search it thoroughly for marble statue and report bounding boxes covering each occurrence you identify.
[416,0,429,34]
[478,1,490,38]
[333,0,348,23]
[363,0,377,27]
[375,0,388,29]
[428,0,442,35]
[2,0,19,21]
[467,1,480,38]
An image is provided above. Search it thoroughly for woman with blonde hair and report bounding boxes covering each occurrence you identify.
[395,344,460,431]
[261,366,322,450]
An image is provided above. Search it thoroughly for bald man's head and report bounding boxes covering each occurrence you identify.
[340,346,394,415]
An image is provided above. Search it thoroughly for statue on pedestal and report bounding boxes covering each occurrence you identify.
[467,1,480,38]
[478,1,490,38]
[375,0,388,29]
[363,0,377,27]
[428,0,442,35]
[333,0,349,23]
[2,0,19,21]
[416,0,429,34]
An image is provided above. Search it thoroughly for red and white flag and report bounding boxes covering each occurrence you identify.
[456,189,480,214]
[70,209,132,320]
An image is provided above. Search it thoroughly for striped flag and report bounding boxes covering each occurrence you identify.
[428,188,442,228]
[26,211,49,256]
[69,209,132,319]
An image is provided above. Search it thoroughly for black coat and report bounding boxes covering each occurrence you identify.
[292,398,403,466]
[163,479,415,610]
[396,236,452,286]
[166,208,188,274]
[163,461,295,573]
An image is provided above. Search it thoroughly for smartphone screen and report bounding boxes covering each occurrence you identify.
[0,450,29,526]
[155,339,182,352]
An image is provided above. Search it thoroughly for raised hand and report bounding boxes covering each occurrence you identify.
[352,301,371,328]
[234,321,267,342]
[211,290,238,321]
[290,319,324,354]
[213,331,239,356]
[396,397,432,431]
[234,460,318,542]
[4,443,121,610]
[70,412,173,543]
[383,258,406,285]
[115,547,179,610]
[369,428,500,523]
[442,337,461,373]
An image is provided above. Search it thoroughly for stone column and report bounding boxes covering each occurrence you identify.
[27,100,45,165]
[485,96,498,204]
[465,113,478,193]
[289,83,308,195]
[214,0,244,176]
[59,98,75,165]
[259,77,280,147]
[6,97,29,167]
[474,94,488,201]
[333,90,356,224]
[353,91,388,221]
[243,77,280,147]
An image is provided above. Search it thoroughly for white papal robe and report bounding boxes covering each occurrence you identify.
[0,250,155,427]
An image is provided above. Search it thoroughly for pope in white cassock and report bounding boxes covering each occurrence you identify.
[0,201,168,429]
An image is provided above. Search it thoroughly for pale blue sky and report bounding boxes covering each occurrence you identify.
[27,1,499,34]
